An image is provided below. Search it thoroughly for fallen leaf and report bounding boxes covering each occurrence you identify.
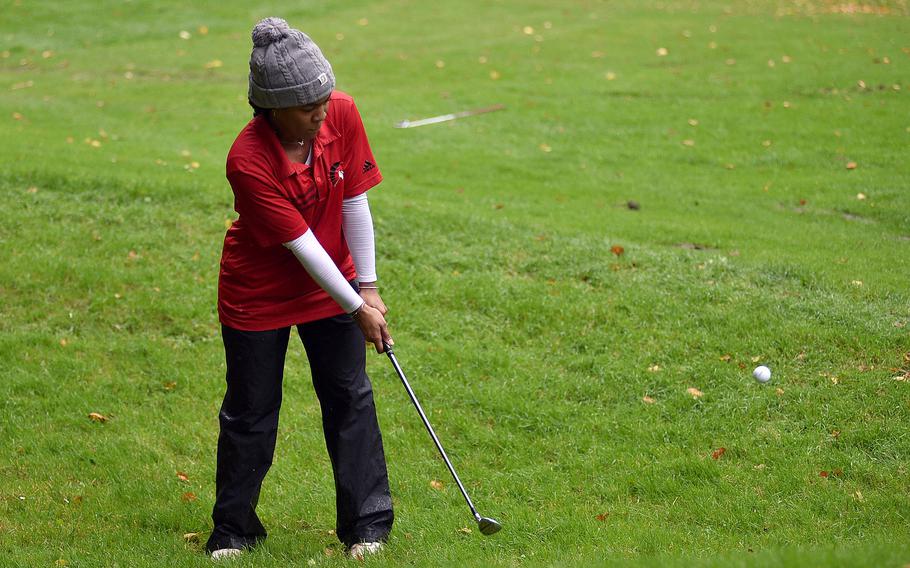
[539,143,552,153]
[610,245,624,256]
[176,471,189,482]
[819,470,829,478]
[605,71,616,80]
[181,492,197,502]
[688,118,699,126]
[435,60,445,69]
[183,532,200,543]
[687,387,704,398]
[88,412,108,423]
[831,430,841,439]
[523,26,535,35]
[324,547,335,556]
[751,356,761,363]
[656,47,668,56]
[595,513,609,521]
[775,388,784,396]
[430,479,443,490]
[489,70,501,80]
[642,396,655,404]
[457,527,473,534]
[720,354,731,362]
[647,364,660,372]
[179,30,191,40]
[682,139,695,147]
[197,25,209,35]
[60,338,68,347]
[846,162,857,170]
[856,193,867,200]
[204,59,223,69]
[164,381,177,390]
[711,447,726,460]
[357,18,369,26]
[853,490,863,502]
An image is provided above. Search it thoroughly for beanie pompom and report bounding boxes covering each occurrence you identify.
[252,17,290,47]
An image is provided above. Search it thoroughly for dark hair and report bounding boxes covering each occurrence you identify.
[249,99,270,118]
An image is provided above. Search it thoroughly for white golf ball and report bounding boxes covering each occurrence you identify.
[753,365,772,383]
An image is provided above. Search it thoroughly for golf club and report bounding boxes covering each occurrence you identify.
[382,341,502,536]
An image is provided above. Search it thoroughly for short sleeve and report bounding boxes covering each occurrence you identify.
[229,170,309,247]
[341,100,383,198]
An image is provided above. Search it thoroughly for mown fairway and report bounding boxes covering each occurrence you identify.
[1,1,909,566]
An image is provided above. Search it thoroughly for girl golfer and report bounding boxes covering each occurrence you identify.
[206,17,393,561]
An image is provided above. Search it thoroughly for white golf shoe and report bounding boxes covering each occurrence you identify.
[348,541,383,560]
[210,548,243,561]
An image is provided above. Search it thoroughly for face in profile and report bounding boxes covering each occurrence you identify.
[271,94,331,143]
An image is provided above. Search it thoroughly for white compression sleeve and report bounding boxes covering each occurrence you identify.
[283,230,364,313]
[342,193,377,282]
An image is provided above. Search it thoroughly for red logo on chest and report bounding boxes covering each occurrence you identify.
[329,161,345,185]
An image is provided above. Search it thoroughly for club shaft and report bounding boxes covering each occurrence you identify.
[385,349,480,520]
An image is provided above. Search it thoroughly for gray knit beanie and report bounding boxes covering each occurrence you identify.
[248,17,335,109]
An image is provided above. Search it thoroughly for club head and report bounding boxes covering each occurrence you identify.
[477,516,502,535]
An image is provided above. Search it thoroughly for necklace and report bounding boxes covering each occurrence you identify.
[272,125,308,148]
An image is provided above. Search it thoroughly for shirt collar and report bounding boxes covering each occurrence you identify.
[253,114,341,179]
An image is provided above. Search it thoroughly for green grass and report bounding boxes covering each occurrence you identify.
[2,0,909,566]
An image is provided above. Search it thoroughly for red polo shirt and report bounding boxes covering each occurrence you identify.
[218,91,382,331]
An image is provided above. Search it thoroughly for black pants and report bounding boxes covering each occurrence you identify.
[206,313,394,552]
